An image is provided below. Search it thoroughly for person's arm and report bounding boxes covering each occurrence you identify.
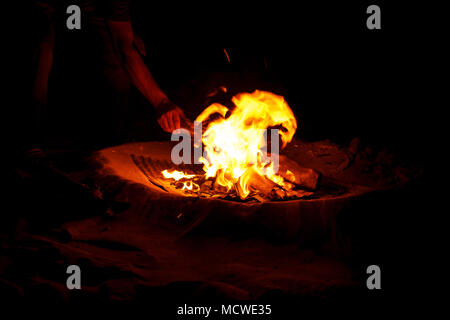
[106,20,185,133]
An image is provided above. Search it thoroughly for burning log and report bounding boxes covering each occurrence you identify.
[159,162,317,202]
[278,155,321,190]
[236,167,278,199]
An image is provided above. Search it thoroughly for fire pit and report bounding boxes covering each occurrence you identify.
[91,140,386,242]
[88,90,419,243]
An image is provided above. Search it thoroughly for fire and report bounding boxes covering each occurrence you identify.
[162,169,200,191]
[162,169,196,181]
[161,90,298,200]
[181,181,200,191]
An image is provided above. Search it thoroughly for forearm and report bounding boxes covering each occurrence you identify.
[105,20,172,111]
[121,48,168,107]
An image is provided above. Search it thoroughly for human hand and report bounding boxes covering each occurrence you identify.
[156,101,187,133]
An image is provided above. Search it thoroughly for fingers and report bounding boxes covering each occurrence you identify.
[157,118,164,132]
[158,115,170,132]
[174,112,181,130]
[167,112,175,133]
[158,108,186,133]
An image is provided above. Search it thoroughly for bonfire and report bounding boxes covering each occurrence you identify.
[161,90,319,201]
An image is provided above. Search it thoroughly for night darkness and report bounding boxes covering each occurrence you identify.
[3,0,437,317]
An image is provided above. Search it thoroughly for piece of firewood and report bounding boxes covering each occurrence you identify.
[278,155,320,190]
[235,167,278,199]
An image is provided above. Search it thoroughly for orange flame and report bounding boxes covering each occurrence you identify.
[162,90,297,199]
[161,169,200,192]
[162,169,196,181]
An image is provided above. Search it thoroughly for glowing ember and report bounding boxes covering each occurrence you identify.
[162,169,196,181]
[181,181,200,191]
[162,169,200,191]
[161,90,299,200]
